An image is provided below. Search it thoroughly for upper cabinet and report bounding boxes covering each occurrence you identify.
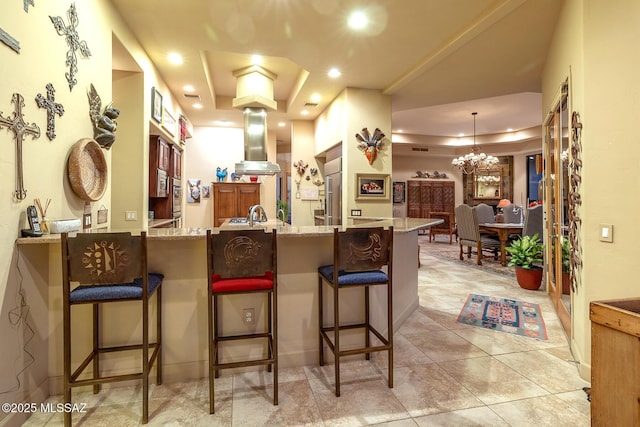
[171,144,182,179]
[150,135,170,172]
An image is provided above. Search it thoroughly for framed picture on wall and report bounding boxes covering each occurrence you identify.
[151,87,163,123]
[392,181,405,204]
[356,173,390,200]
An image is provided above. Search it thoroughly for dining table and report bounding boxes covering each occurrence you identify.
[479,222,524,266]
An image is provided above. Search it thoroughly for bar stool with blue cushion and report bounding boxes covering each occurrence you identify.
[318,226,393,397]
[207,228,278,414]
[60,231,163,427]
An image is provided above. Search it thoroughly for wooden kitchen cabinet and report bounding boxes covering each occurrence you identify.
[170,144,182,179]
[407,180,455,220]
[212,182,260,226]
[150,135,170,171]
[589,299,640,425]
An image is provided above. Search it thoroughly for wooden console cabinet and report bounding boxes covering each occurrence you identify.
[212,182,260,226]
[590,299,640,425]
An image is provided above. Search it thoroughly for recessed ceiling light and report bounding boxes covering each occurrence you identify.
[183,85,195,92]
[278,122,286,127]
[396,129,403,133]
[311,93,321,102]
[193,103,203,109]
[328,68,341,78]
[251,54,263,65]
[458,133,465,137]
[507,128,513,132]
[168,52,183,65]
[301,110,310,116]
[214,120,232,126]
[348,11,368,30]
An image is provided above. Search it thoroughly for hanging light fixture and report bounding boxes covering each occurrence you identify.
[451,112,499,174]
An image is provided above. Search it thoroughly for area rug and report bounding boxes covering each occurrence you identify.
[418,235,515,278]
[457,294,548,340]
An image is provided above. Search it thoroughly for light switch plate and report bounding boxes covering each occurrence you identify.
[351,209,361,216]
[599,223,613,242]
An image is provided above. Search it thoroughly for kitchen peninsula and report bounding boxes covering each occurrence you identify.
[16,217,440,392]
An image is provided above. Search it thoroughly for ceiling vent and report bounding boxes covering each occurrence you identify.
[411,147,430,152]
[184,93,201,100]
[304,102,318,107]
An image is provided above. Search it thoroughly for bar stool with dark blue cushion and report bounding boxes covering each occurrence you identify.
[318,226,393,397]
[61,231,163,426]
[206,228,278,414]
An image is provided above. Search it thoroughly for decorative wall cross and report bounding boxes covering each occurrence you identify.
[0,27,20,53]
[36,83,64,140]
[0,93,41,200]
[24,0,35,12]
[50,3,91,91]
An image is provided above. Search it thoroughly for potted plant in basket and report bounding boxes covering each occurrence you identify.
[506,233,544,290]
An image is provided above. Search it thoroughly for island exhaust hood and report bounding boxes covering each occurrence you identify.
[235,107,281,176]
[232,65,281,176]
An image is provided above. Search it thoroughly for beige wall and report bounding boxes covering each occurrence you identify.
[542,0,640,379]
[0,2,190,422]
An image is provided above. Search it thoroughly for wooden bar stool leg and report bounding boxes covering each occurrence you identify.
[365,286,370,361]
[272,288,278,405]
[334,283,340,397]
[208,284,215,414]
[267,292,273,373]
[142,297,149,423]
[157,286,163,385]
[92,303,100,394]
[318,276,324,366]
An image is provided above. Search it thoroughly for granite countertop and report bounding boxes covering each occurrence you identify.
[16,218,443,244]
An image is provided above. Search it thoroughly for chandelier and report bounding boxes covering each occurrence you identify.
[451,112,499,174]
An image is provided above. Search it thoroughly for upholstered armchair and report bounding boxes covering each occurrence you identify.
[503,203,524,223]
[475,203,495,224]
[455,204,501,265]
[523,205,543,239]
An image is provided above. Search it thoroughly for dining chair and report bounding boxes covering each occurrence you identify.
[475,203,496,224]
[523,205,544,239]
[428,211,455,244]
[318,226,394,397]
[60,231,163,426]
[206,228,278,413]
[455,204,501,265]
[503,203,524,223]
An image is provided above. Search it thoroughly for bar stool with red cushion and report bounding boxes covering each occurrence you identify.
[318,226,393,397]
[60,231,163,426]
[206,228,278,414]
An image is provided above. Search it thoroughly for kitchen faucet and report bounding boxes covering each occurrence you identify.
[248,205,267,227]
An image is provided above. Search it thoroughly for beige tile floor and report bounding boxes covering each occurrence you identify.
[23,241,591,426]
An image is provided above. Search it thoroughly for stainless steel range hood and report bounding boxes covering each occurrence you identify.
[232,65,281,176]
[235,107,281,176]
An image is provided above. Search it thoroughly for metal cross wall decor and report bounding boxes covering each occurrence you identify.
[24,0,35,12]
[0,93,41,200]
[36,83,64,140]
[0,27,20,53]
[50,3,91,91]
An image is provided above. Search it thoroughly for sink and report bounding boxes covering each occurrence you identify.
[229,217,249,224]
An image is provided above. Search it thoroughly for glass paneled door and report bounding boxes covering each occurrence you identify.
[544,80,571,335]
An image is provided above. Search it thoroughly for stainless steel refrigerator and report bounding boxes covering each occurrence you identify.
[324,158,342,225]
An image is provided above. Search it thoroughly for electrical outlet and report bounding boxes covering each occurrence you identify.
[243,308,255,325]
[125,211,137,221]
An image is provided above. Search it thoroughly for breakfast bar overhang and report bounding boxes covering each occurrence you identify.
[16,218,441,393]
